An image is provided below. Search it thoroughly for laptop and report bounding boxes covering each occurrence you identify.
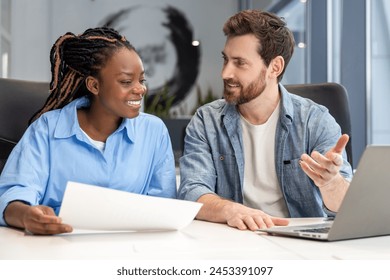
[258,145,390,241]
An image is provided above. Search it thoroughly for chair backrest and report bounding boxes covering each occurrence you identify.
[0,77,49,171]
[285,82,353,168]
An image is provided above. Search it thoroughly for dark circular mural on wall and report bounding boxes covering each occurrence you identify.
[100,5,201,109]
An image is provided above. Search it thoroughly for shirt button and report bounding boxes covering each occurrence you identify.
[219,155,224,161]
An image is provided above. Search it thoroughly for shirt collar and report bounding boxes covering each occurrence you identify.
[54,97,88,139]
[53,96,135,143]
[278,83,294,121]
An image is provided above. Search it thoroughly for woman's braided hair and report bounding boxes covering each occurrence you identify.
[29,26,135,124]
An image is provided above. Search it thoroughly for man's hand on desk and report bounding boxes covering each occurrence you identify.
[223,202,289,230]
[196,194,289,231]
[4,201,73,235]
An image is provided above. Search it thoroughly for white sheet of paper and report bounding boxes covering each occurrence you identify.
[59,181,202,232]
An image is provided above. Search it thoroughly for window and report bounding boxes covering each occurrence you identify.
[370,0,390,144]
[0,0,11,78]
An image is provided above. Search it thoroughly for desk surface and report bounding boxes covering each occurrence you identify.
[1,218,390,260]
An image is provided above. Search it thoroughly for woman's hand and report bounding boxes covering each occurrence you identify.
[4,201,73,235]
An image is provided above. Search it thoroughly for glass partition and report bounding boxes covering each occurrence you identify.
[370,0,390,144]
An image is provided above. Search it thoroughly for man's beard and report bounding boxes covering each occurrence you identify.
[223,70,267,105]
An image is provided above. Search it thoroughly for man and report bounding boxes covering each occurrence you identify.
[178,10,353,231]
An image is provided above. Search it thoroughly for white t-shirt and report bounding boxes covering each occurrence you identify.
[81,129,106,153]
[240,102,289,217]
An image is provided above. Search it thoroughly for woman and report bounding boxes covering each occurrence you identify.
[0,27,176,234]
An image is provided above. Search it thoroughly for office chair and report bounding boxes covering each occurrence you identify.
[0,77,49,172]
[285,82,353,168]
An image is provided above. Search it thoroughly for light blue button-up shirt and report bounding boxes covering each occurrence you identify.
[178,84,353,218]
[0,97,176,226]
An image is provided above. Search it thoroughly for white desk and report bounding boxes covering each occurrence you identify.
[1,218,390,260]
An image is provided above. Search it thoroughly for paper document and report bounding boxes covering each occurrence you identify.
[59,181,202,232]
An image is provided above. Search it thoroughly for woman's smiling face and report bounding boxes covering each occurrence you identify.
[90,47,147,120]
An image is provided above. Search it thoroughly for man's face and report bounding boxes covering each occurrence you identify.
[221,34,268,105]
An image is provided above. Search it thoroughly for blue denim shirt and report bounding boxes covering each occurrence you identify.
[178,84,353,217]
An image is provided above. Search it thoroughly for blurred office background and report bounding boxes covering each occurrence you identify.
[0,0,388,167]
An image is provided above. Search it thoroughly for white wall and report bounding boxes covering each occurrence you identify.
[11,0,52,81]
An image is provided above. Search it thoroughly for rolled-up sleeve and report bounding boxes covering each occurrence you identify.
[0,121,50,226]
